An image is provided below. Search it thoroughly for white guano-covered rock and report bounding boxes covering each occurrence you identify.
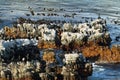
[63,23,73,31]
[61,32,86,45]
[64,53,79,64]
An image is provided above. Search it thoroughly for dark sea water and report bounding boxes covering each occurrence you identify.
[0,0,120,80]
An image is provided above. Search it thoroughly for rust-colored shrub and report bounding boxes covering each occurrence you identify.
[37,40,56,49]
[43,51,55,63]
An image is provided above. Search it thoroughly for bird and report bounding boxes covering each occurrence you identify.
[28,7,35,16]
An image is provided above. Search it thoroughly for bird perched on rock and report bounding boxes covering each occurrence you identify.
[28,7,35,16]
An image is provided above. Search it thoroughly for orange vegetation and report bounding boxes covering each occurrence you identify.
[4,26,17,38]
[82,44,120,63]
[0,77,33,80]
[37,40,56,49]
[43,51,55,63]
[3,26,28,39]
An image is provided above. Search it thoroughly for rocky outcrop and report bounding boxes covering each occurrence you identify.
[0,39,39,62]
[1,18,119,63]
[1,17,120,79]
[0,50,92,80]
[0,18,110,42]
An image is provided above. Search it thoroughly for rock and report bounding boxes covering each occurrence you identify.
[63,23,73,32]
[115,36,120,41]
[64,53,79,64]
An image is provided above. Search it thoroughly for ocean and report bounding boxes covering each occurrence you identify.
[0,0,120,80]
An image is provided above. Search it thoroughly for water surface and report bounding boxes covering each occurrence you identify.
[0,0,120,80]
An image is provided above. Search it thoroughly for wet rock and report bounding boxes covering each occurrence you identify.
[115,36,120,41]
[41,13,45,16]
[11,11,13,12]
[26,13,30,16]
[37,13,40,15]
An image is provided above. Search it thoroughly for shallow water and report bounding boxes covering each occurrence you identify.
[88,63,120,80]
[0,0,120,80]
